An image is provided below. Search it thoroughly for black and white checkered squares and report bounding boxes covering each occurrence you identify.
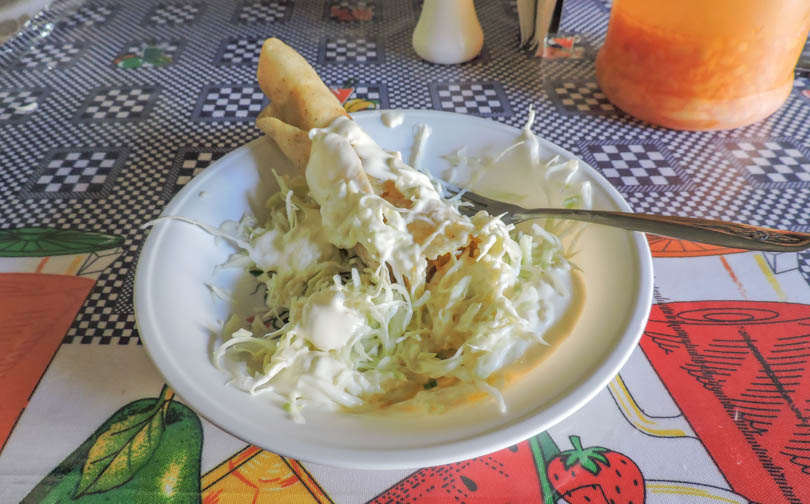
[718,138,810,189]
[163,149,228,199]
[547,81,616,114]
[800,250,810,289]
[143,2,203,26]
[318,36,384,64]
[65,309,139,345]
[0,88,46,123]
[58,4,117,30]
[429,81,512,118]
[20,149,127,200]
[76,86,160,122]
[15,41,83,69]
[326,0,379,22]
[352,83,386,106]
[579,141,689,192]
[214,37,262,66]
[62,314,141,345]
[590,0,612,12]
[192,84,267,121]
[233,0,292,24]
[114,40,183,69]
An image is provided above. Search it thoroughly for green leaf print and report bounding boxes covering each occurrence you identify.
[0,227,123,257]
[74,387,174,497]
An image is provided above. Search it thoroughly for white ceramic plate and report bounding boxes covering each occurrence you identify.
[135,110,653,470]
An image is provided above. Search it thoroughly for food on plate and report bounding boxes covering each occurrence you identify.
[214,38,591,421]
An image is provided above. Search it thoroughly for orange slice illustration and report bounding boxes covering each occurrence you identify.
[646,234,747,258]
[201,446,331,503]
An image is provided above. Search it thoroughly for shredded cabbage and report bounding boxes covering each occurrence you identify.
[212,114,591,422]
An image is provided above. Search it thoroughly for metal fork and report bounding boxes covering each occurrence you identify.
[450,188,810,252]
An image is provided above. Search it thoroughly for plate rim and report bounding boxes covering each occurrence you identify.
[135,109,654,469]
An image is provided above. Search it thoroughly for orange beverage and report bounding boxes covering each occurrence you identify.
[595,0,810,130]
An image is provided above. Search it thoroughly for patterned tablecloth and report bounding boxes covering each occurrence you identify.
[2,0,810,502]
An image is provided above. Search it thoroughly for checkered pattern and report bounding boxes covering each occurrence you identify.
[547,81,616,114]
[589,0,612,11]
[192,84,267,121]
[115,40,182,68]
[62,242,137,344]
[143,2,203,26]
[797,76,810,101]
[76,86,160,122]
[20,149,126,200]
[0,0,808,350]
[799,37,810,72]
[63,316,139,344]
[58,4,115,30]
[504,0,518,16]
[15,41,82,68]
[233,0,292,24]
[326,0,379,21]
[319,36,383,64]
[800,250,810,288]
[352,84,383,105]
[579,142,689,192]
[0,89,45,122]
[429,81,512,117]
[719,139,810,189]
[163,149,228,199]
[215,37,262,66]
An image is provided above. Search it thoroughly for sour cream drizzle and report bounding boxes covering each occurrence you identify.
[214,112,589,420]
[381,110,405,128]
[306,116,473,293]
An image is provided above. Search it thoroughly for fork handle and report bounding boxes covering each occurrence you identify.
[513,208,810,252]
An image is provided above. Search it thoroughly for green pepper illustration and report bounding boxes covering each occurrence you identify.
[23,386,202,503]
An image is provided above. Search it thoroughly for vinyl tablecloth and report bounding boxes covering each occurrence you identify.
[2,0,810,502]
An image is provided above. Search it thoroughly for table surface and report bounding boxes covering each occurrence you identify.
[2,1,810,502]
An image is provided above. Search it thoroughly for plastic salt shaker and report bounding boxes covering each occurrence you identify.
[412,0,484,64]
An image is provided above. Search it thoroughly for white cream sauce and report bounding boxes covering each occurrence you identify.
[249,207,334,272]
[306,116,472,293]
[299,290,363,351]
[381,110,404,128]
[221,112,588,419]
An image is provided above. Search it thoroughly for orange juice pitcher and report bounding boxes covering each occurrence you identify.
[595,0,810,130]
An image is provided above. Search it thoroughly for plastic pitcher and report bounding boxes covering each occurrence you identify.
[596,0,810,130]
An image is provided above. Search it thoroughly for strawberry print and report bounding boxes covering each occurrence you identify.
[547,436,645,504]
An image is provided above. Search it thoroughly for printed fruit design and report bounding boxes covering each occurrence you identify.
[343,98,377,113]
[330,79,378,113]
[201,445,331,504]
[372,430,646,504]
[370,434,554,503]
[0,227,124,452]
[541,36,585,60]
[547,436,644,504]
[23,386,203,503]
[330,5,373,22]
[114,46,172,69]
[641,301,810,504]
[645,234,746,258]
